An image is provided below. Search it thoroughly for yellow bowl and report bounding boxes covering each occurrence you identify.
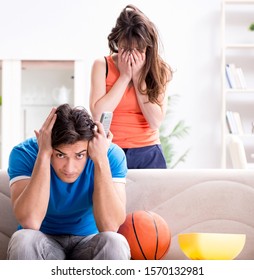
[178,233,246,260]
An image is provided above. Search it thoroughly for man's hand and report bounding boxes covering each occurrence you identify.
[34,107,57,157]
[88,121,113,163]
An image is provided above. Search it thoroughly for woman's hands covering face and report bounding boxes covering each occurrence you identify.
[117,48,146,81]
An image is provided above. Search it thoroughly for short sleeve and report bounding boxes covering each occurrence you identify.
[107,143,127,181]
[8,138,38,183]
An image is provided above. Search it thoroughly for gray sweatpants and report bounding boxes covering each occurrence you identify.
[7,229,130,260]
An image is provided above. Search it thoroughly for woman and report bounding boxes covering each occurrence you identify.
[90,4,172,169]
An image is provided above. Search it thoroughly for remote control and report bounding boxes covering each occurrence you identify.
[100,112,113,136]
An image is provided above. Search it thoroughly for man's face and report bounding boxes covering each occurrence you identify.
[51,140,89,183]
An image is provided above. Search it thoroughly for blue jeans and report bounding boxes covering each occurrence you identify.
[7,229,130,260]
[123,144,167,169]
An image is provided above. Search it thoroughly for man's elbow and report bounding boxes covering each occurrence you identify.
[18,216,42,231]
[98,217,126,233]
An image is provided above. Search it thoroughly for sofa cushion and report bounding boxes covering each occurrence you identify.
[0,170,18,259]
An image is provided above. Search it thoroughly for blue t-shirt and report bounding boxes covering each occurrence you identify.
[8,137,127,236]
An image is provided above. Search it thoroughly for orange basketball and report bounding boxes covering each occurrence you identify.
[118,210,171,260]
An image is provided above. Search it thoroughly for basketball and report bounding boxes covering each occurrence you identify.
[118,210,171,260]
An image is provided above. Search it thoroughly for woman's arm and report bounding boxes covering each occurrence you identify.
[134,80,168,129]
[130,49,168,129]
[89,51,132,121]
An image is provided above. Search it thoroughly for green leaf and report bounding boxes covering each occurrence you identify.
[159,95,191,168]
[249,23,254,31]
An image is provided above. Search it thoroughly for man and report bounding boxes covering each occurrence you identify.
[7,104,130,260]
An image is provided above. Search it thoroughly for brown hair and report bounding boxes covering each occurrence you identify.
[107,4,172,105]
[51,104,95,148]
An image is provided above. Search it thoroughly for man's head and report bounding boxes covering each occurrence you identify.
[50,104,95,183]
[51,104,95,148]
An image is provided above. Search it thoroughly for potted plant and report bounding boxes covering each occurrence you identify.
[159,95,190,168]
[249,23,254,31]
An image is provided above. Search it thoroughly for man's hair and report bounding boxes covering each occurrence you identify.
[51,104,95,148]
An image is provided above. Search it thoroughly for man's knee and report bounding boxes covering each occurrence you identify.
[7,229,45,259]
[9,229,39,247]
[101,231,128,246]
[96,231,130,259]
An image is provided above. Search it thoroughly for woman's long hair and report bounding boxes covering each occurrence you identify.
[107,4,172,105]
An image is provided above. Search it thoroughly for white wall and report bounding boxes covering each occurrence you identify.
[0,0,222,169]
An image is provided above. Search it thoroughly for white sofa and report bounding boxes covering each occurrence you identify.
[126,169,254,259]
[1,168,254,260]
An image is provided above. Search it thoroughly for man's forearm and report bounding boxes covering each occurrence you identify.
[13,153,51,230]
[92,158,126,232]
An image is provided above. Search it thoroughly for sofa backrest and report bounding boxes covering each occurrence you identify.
[126,169,254,260]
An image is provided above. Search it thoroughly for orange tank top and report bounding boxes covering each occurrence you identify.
[105,55,159,148]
